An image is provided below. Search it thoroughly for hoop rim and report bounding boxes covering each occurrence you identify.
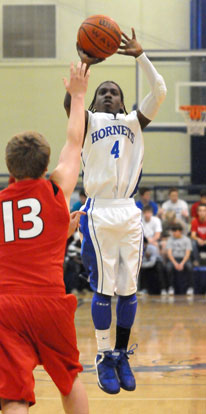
[179,105,206,120]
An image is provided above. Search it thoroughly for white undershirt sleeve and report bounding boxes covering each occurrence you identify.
[136,52,167,120]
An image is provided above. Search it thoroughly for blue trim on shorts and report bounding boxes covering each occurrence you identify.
[90,199,105,293]
[79,198,100,293]
[136,222,144,281]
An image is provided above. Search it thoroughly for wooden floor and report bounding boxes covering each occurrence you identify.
[31,294,206,414]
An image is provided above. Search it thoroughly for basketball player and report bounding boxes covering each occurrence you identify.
[64,28,167,394]
[0,62,89,414]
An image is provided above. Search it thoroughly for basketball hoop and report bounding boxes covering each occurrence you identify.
[179,105,206,136]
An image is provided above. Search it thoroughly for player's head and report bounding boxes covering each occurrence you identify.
[6,131,50,180]
[88,81,128,115]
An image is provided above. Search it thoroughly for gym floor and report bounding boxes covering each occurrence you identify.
[32,293,206,414]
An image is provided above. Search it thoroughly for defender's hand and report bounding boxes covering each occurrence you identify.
[117,28,143,58]
[63,61,90,96]
[68,211,86,238]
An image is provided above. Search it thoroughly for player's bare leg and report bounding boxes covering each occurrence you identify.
[1,400,29,414]
[61,376,89,414]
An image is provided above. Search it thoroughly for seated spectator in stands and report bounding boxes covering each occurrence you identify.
[142,205,162,246]
[191,204,206,265]
[136,187,158,215]
[191,189,206,218]
[166,223,194,296]
[139,237,167,296]
[161,188,189,224]
[71,188,86,212]
[161,210,187,237]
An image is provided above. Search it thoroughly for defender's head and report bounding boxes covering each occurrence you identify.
[88,81,127,115]
[6,131,50,180]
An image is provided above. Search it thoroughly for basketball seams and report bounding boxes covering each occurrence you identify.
[82,22,120,47]
[78,27,112,57]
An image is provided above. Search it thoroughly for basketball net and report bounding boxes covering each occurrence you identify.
[179,105,206,136]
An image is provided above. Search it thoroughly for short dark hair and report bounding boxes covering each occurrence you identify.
[6,131,50,179]
[79,188,86,197]
[197,203,206,209]
[143,205,153,213]
[169,187,178,194]
[139,187,151,196]
[171,223,183,232]
[200,189,206,197]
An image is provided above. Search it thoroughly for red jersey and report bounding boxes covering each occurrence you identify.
[191,201,200,218]
[0,179,69,295]
[191,217,206,240]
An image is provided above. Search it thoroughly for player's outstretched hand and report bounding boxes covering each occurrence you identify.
[117,28,143,58]
[76,43,105,67]
[63,61,90,97]
[68,211,86,238]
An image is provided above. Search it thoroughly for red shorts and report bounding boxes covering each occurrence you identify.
[0,294,83,406]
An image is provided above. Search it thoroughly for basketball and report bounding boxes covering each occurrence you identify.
[77,15,121,59]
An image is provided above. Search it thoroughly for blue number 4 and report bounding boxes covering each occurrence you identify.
[111,140,120,159]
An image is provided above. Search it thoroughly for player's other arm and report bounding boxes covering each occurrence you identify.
[50,62,90,206]
[117,28,167,130]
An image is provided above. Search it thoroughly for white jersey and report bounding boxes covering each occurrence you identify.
[81,110,144,199]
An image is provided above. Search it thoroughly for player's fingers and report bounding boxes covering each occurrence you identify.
[80,62,87,77]
[63,77,69,88]
[131,27,136,39]
[120,38,128,45]
[77,211,87,216]
[70,62,75,78]
[85,67,90,79]
[117,50,130,55]
[76,61,82,76]
[118,45,127,50]
[121,31,130,41]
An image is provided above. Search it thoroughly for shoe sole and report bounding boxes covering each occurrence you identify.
[119,381,136,391]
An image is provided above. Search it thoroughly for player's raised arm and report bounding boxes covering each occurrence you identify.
[117,28,167,130]
[64,44,104,118]
[50,62,90,205]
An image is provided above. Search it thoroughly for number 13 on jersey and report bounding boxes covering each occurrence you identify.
[111,140,120,159]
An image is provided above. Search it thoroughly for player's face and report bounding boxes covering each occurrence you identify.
[94,82,123,114]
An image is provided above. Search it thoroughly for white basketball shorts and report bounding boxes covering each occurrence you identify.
[80,198,143,296]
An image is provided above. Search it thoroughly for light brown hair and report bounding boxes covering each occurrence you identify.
[6,131,50,179]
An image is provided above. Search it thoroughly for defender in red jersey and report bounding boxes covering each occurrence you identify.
[0,62,90,414]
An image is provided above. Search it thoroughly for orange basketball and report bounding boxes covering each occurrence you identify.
[77,15,121,59]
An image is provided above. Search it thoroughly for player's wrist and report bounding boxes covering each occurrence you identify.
[135,52,146,62]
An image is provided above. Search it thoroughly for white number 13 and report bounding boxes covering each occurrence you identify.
[2,198,43,242]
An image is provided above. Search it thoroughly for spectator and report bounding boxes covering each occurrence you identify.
[139,238,167,296]
[166,223,194,296]
[71,188,86,212]
[136,187,158,215]
[161,187,189,224]
[142,205,162,246]
[161,210,187,237]
[64,231,90,294]
[191,204,206,265]
[191,189,206,218]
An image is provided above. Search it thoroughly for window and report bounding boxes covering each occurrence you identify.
[3,5,56,58]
